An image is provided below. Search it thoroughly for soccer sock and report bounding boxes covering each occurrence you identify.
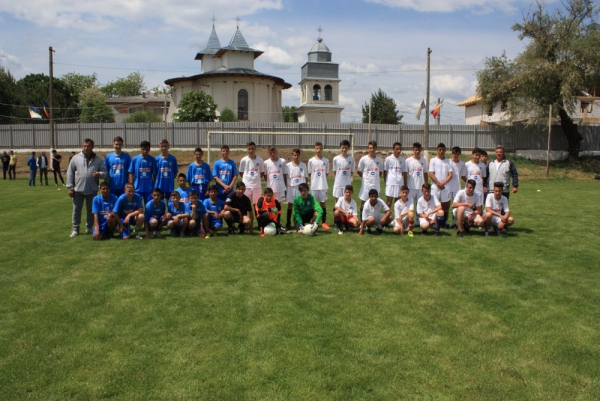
[286,209,292,226]
[334,219,342,230]
[322,208,327,224]
[408,220,414,232]
[435,217,444,233]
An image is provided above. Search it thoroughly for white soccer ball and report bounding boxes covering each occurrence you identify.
[303,223,318,236]
[264,223,277,236]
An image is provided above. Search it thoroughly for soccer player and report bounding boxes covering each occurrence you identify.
[357,141,383,210]
[154,139,178,200]
[186,147,213,201]
[286,148,307,229]
[406,142,428,209]
[448,146,467,228]
[465,147,487,195]
[224,181,254,235]
[428,143,453,229]
[417,183,444,236]
[358,189,391,235]
[392,185,415,237]
[27,151,37,186]
[128,141,155,204]
[104,136,131,197]
[256,187,283,236]
[239,141,264,213]
[263,146,288,205]
[113,183,144,240]
[213,145,238,202]
[144,188,167,239]
[383,142,408,208]
[167,190,189,237]
[92,182,119,240]
[307,142,330,230]
[175,173,191,205]
[452,179,484,238]
[484,181,514,235]
[332,140,355,204]
[186,190,209,237]
[203,184,226,236]
[333,184,359,235]
[292,183,323,234]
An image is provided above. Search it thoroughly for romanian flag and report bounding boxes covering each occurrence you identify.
[43,101,52,119]
[29,104,42,119]
[416,100,425,120]
[431,100,443,119]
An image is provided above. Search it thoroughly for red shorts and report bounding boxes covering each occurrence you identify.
[338,214,355,224]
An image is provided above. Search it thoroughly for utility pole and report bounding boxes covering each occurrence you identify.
[368,97,372,143]
[436,98,441,126]
[163,94,168,139]
[546,104,552,177]
[49,47,55,150]
[424,48,432,163]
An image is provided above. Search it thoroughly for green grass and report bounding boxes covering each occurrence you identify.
[1,176,599,400]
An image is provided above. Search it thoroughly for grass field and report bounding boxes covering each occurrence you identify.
[1,169,600,399]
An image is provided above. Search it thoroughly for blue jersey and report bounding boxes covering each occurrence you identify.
[114,193,143,219]
[187,162,213,191]
[144,199,166,223]
[168,201,186,217]
[175,187,191,205]
[212,159,238,195]
[154,154,178,193]
[203,198,225,217]
[92,194,118,225]
[104,152,131,193]
[185,200,206,220]
[27,156,37,170]
[129,155,155,193]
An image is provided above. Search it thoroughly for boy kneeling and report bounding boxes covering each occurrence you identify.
[224,181,254,234]
[145,188,168,239]
[92,182,119,240]
[256,187,283,236]
[358,189,391,235]
[452,179,484,238]
[333,184,359,235]
[293,183,323,234]
[392,185,415,236]
[484,181,514,235]
[167,190,190,237]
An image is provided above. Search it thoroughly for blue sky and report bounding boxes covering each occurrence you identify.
[0,0,553,123]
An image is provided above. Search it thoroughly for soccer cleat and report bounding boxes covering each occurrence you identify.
[407,231,414,237]
[366,228,372,234]
[69,230,79,238]
[443,223,451,229]
[322,223,331,230]
[85,228,93,234]
[435,231,440,237]
[227,228,235,236]
[463,222,471,233]
[155,230,162,238]
[170,230,177,237]
[450,224,458,229]
[457,231,464,238]
[484,231,489,237]
[260,233,266,237]
[376,228,383,234]
[501,228,508,234]
[338,229,344,235]
[180,231,185,238]
[495,228,501,236]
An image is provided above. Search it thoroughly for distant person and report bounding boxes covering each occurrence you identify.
[51,149,65,186]
[392,186,415,237]
[166,190,189,237]
[383,142,408,208]
[91,182,119,241]
[67,139,107,237]
[307,142,330,230]
[203,184,226,237]
[331,140,355,205]
[213,145,238,202]
[27,151,37,186]
[186,147,213,202]
[416,183,444,236]
[358,189,391,235]
[113,183,144,240]
[128,141,155,204]
[239,141,264,213]
[144,188,168,239]
[8,150,17,180]
[448,146,467,228]
[486,145,518,199]
[154,139,178,200]
[1,151,9,180]
[357,141,383,211]
[465,147,487,195]
[406,142,428,213]
[286,148,307,229]
[104,136,131,197]
[452,179,484,238]
[224,181,254,235]
[175,173,191,205]
[37,151,49,186]
[484,181,515,235]
[186,189,208,237]
[333,184,359,235]
[428,143,453,229]
[256,187,283,236]
[68,151,76,163]
[263,145,288,204]
[292,182,323,235]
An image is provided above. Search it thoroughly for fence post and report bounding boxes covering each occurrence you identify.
[9,125,13,149]
[399,124,402,148]
[172,122,175,146]
[78,123,81,145]
[473,126,477,148]
[100,122,103,147]
[197,122,200,146]
[123,124,127,147]
[33,124,36,149]
[148,122,151,142]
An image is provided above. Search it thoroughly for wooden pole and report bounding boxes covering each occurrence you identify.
[424,48,432,163]
[49,47,55,150]
[436,98,440,126]
[368,98,372,143]
[546,104,552,177]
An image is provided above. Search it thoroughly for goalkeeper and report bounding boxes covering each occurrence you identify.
[293,183,323,234]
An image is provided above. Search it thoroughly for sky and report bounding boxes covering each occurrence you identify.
[0,0,557,123]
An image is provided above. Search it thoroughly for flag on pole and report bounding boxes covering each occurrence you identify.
[416,100,425,120]
[431,100,443,119]
[29,104,42,119]
[43,101,52,119]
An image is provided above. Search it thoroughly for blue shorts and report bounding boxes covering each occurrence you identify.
[136,191,153,204]
[192,185,209,202]
[208,215,222,229]
[120,216,137,238]
[111,189,125,198]
[93,220,110,238]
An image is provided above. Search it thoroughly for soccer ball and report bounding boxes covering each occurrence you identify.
[303,223,318,236]
[264,223,277,236]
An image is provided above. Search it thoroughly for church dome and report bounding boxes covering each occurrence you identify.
[308,38,332,62]
[309,38,331,54]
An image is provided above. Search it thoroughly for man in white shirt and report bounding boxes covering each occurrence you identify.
[358,189,391,235]
[357,140,383,208]
[239,141,265,208]
[392,185,414,236]
[263,146,287,203]
[452,179,484,238]
[406,142,428,212]
[286,148,307,229]
[448,146,467,228]
[332,139,355,203]
[484,181,514,235]
[465,147,487,195]
[416,183,444,236]
[307,142,331,230]
[384,142,408,208]
[428,143,453,229]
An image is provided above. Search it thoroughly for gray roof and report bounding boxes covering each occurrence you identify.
[164,68,291,89]
[195,25,222,59]
[105,93,169,104]
[229,27,249,48]
[309,38,331,54]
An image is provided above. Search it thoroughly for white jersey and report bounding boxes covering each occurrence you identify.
[286,161,307,187]
[453,189,483,212]
[406,157,428,189]
[465,161,487,194]
[264,158,287,192]
[394,197,414,219]
[361,198,389,221]
[332,155,355,189]
[357,155,383,190]
[384,155,408,186]
[308,156,329,190]
[429,157,452,190]
[448,160,467,194]
[239,155,264,189]
[417,195,441,216]
[485,194,510,214]
[335,197,358,217]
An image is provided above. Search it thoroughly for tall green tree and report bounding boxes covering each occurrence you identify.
[101,72,147,98]
[16,73,80,123]
[79,87,115,123]
[0,67,19,124]
[61,72,98,99]
[362,89,402,124]
[282,106,298,122]
[477,0,600,161]
[172,91,218,122]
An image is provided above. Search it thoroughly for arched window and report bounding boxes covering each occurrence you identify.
[324,85,333,101]
[238,89,248,120]
[313,84,321,101]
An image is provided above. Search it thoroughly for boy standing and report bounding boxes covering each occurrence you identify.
[175,173,191,205]
[128,141,155,204]
[27,151,37,186]
[104,136,131,197]
[186,147,213,201]
[358,189,391,235]
[357,141,383,211]
[484,181,515,235]
[167,191,189,237]
[383,142,408,208]
[286,148,307,229]
[448,146,467,228]
[307,142,330,230]
[263,145,288,205]
[332,140,355,204]
[224,181,254,235]
[406,142,428,208]
[292,183,323,234]
[465,147,486,195]
[113,183,144,240]
[333,184,359,235]
[213,145,238,202]
[392,186,415,237]
[186,190,208,237]
[428,143,453,229]
[256,187,283,236]
[452,179,484,238]
[239,141,264,212]
[37,152,49,185]
[154,139,178,200]
[203,184,226,237]
[417,183,444,236]
[144,188,168,239]
[92,182,119,240]
[52,149,65,186]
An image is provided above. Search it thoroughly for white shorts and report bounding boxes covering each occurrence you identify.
[419,213,437,226]
[409,189,421,204]
[332,187,345,199]
[432,186,451,203]
[311,189,327,203]
[452,208,473,219]
[287,186,300,203]
[273,191,286,203]
[364,215,384,228]
[245,187,262,204]
[491,215,502,227]
[392,215,409,229]
[385,185,401,198]
[359,185,380,202]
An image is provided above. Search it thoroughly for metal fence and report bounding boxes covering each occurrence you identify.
[1,122,599,152]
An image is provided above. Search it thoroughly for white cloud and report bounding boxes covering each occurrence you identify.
[365,0,519,13]
[431,74,475,99]
[340,61,380,74]
[0,47,22,71]
[252,42,301,69]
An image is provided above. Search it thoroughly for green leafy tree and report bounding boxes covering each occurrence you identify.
[16,73,80,123]
[148,85,172,94]
[101,72,147,98]
[124,110,162,123]
[172,91,218,122]
[477,0,600,161]
[61,72,98,99]
[362,89,403,124]
[283,106,298,122]
[79,88,114,123]
[219,107,237,122]
[0,67,19,124]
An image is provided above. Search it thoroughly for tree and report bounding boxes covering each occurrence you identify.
[16,73,80,123]
[0,67,19,124]
[283,106,298,122]
[362,89,403,124]
[101,72,147,98]
[61,72,98,99]
[79,88,114,123]
[172,91,218,122]
[477,0,600,161]
[124,110,162,123]
[219,107,237,122]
